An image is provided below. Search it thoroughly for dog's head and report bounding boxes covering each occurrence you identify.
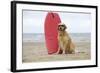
[58,23,67,31]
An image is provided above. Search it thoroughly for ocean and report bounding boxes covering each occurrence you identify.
[23,33,91,43]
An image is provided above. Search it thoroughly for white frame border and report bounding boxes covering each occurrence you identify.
[16,3,96,70]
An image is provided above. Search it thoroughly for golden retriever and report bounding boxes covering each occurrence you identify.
[57,23,75,54]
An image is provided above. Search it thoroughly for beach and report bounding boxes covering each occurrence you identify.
[22,33,91,63]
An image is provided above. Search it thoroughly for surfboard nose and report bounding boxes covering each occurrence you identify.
[44,12,61,54]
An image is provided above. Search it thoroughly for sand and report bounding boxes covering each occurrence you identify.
[22,40,91,63]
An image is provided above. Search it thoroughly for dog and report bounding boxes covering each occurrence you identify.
[57,23,75,54]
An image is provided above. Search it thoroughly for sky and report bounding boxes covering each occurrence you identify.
[23,10,92,33]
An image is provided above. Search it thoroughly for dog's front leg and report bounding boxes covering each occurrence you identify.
[65,42,70,54]
[65,48,69,54]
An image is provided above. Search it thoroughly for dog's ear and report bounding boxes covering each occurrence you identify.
[64,24,67,29]
[58,25,60,30]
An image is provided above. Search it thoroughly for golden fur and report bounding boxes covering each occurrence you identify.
[57,23,75,54]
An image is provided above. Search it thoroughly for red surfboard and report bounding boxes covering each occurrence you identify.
[44,12,61,54]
